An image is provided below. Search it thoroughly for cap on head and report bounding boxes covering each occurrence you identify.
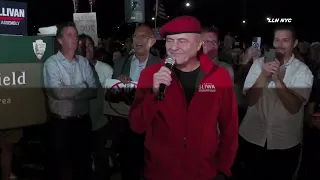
[160,16,201,38]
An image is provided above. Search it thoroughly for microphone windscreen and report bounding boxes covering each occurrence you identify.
[165,56,175,66]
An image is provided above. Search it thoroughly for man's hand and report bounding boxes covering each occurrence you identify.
[117,74,131,83]
[271,60,285,82]
[262,60,279,77]
[153,66,172,94]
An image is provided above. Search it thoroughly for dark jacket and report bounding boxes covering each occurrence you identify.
[112,54,162,79]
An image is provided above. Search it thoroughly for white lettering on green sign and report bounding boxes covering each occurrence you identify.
[0,71,26,86]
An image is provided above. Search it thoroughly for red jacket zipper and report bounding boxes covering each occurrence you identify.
[174,65,216,150]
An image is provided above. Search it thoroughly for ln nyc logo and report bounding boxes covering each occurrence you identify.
[267,17,292,23]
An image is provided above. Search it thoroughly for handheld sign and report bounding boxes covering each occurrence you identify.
[104,79,137,117]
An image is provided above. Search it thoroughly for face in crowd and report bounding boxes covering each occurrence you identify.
[223,33,234,49]
[273,28,298,62]
[78,36,95,61]
[202,31,219,59]
[132,25,156,57]
[113,50,122,62]
[58,26,79,52]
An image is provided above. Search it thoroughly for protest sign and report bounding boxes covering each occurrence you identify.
[104,79,137,117]
[73,12,98,46]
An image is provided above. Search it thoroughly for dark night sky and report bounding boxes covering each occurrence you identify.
[14,0,320,43]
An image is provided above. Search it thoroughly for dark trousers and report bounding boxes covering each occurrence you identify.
[46,114,92,180]
[119,129,145,180]
[92,122,111,180]
[297,127,320,180]
[240,138,301,180]
[112,117,144,180]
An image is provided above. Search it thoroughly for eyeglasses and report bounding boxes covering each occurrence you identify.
[132,35,154,41]
[203,40,219,46]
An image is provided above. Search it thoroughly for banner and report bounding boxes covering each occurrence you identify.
[103,79,137,117]
[73,13,98,46]
[0,1,27,36]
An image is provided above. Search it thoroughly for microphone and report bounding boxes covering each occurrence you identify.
[157,56,175,100]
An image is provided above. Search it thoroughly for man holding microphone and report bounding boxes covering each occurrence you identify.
[129,16,238,180]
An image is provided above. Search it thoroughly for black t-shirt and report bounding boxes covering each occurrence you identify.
[173,67,200,107]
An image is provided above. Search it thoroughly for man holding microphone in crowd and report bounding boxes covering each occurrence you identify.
[129,16,238,180]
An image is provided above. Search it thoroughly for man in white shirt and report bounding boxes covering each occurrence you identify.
[79,34,113,180]
[44,22,97,180]
[239,25,313,180]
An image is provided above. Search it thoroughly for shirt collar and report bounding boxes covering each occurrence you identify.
[283,54,295,67]
[132,54,148,65]
[57,51,79,62]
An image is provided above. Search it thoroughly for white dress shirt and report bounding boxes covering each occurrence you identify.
[240,55,313,150]
[43,51,96,116]
[129,55,148,82]
[90,60,113,131]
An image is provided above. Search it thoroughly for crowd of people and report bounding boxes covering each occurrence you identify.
[0,15,320,180]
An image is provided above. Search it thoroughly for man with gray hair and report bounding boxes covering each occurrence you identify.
[43,22,97,180]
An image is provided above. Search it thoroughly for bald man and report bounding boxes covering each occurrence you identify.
[113,24,161,80]
[112,25,161,180]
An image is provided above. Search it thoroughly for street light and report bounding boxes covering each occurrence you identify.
[185,2,190,7]
[152,17,155,20]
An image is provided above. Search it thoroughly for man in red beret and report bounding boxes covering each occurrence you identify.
[129,16,238,180]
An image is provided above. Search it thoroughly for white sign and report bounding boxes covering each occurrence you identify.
[73,12,98,46]
[267,18,292,23]
[103,79,137,117]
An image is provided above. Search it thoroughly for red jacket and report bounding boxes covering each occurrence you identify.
[129,54,238,180]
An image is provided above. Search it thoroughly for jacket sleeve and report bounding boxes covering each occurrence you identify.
[216,78,239,176]
[129,69,159,134]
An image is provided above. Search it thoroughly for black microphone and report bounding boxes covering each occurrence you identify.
[157,56,175,100]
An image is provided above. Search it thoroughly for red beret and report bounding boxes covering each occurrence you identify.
[160,16,201,38]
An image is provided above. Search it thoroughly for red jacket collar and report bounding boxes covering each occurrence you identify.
[198,53,215,74]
